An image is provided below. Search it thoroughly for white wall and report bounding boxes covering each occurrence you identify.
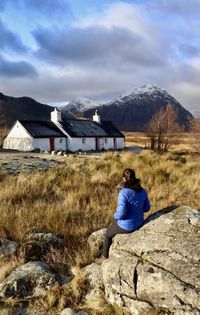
[116,138,125,149]
[6,121,32,138]
[3,138,34,151]
[3,137,67,152]
[67,137,96,152]
[33,138,67,152]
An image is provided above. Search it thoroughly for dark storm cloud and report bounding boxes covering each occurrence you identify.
[0,18,27,52]
[33,25,163,68]
[0,56,38,78]
[0,0,72,19]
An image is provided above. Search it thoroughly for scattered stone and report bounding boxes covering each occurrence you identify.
[61,309,88,315]
[51,151,56,155]
[61,308,77,315]
[57,151,63,156]
[0,156,59,175]
[0,261,59,300]
[0,238,17,258]
[88,228,106,258]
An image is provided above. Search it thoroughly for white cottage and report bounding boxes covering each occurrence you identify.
[3,108,125,152]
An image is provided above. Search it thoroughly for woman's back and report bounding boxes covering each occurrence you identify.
[114,186,150,231]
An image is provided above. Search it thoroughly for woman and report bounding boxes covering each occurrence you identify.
[100,168,150,261]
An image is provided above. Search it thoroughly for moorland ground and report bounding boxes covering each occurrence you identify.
[0,138,199,314]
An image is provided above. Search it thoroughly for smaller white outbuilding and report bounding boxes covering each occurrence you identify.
[3,108,125,152]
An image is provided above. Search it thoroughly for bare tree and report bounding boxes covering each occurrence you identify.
[145,104,182,152]
[189,114,200,152]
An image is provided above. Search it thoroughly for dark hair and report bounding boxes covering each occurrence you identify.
[122,168,142,192]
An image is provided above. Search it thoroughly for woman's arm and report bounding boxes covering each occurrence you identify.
[143,193,150,213]
[114,190,128,220]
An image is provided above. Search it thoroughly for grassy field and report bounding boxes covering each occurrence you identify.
[0,150,199,256]
[0,150,199,314]
[124,131,196,153]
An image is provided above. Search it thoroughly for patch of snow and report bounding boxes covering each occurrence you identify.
[62,97,100,113]
[107,84,169,106]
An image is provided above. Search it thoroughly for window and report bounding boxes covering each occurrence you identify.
[82,138,86,144]
[105,138,108,144]
[60,139,63,143]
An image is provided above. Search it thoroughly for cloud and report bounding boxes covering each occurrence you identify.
[0,1,200,114]
[0,56,38,78]
[0,18,27,52]
[179,44,200,58]
[33,24,164,70]
[153,0,200,16]
[0,0,71,19]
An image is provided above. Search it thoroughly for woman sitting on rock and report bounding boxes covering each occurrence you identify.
[99,168,150,261]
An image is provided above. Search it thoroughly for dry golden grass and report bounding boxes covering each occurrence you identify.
[123,131,197,153]
[0,151,199,258]
[0,150,199,314]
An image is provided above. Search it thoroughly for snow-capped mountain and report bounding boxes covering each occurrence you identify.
[61,97,99,115]
[64,84,192,131]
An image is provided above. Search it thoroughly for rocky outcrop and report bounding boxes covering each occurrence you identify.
[0,156,61,175]
[0,261,58,300]
[87,206,200,314]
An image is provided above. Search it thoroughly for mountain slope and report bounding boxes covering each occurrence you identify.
[62,85,192,131]
[62,97,99,116]
[0,93,72,127]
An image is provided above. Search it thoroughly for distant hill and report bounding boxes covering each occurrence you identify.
[61,97,99,116]
[0,92,71,127]
[61,84,193,131]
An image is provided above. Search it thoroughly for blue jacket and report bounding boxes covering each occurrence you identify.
[114,186,150,231]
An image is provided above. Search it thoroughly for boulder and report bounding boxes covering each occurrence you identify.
[88,228,106,258]
[20,233,64,262]
[0,238,17,259]
[0,261,59,300]
[101,206,200,315]
[84,263,104,303]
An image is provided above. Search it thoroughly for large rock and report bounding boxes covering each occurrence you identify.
[88,228,106,258]
[20,232,64,262]
[84,263,104,303]
[101,206,200,315]
[0,261,59,300]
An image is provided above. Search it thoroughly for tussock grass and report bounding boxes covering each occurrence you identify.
[0,151,199,262]
[0,150,199,314]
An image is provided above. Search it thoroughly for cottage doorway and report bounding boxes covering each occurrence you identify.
[49,138,55,151]
[113,138,117,149]
[95,138,100,150]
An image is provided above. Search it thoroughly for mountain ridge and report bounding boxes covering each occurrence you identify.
[61,84,192,131]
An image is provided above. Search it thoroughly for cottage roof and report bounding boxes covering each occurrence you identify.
[60,119,124,138]
[19,120,66,138]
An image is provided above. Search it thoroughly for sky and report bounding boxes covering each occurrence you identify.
[0,0,200,115]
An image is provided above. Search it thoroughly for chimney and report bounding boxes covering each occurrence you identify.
[51,107,62,122]
[93,110,101,123]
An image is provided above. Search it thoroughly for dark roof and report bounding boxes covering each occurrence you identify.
[60,119,124,137]
[100,121,124,137]
[19,120,66,138]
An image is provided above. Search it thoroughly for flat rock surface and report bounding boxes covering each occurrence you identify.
[0,155,61,175]
[102,206,200,315]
